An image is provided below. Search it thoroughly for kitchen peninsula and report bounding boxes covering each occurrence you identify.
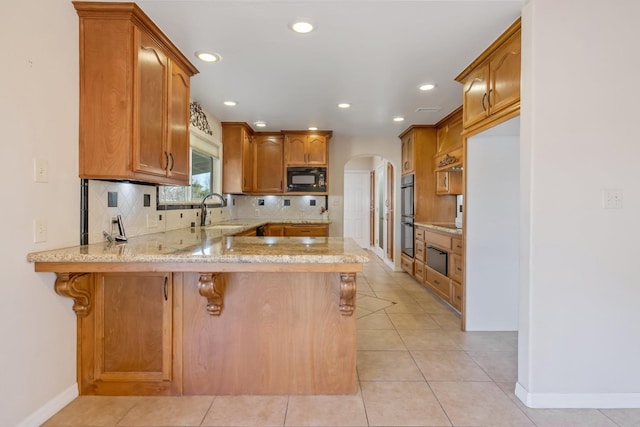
[28,223,368,396]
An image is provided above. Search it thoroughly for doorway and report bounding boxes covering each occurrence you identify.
[343,156,394,269]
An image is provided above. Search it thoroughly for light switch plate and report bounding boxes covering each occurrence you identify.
[602,189,623,209]
[34,158,48,182]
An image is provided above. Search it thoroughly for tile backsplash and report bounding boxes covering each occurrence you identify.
[87,180,328,243]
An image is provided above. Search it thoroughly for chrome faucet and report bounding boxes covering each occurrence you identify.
[200,193,227,226]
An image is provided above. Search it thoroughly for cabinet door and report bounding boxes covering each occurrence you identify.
[449,253,464,283]
[242,131,253,192]
[461,64,490,129]
[166,61,191,184]
[306,136,327,165]
[489,30,521,116]
[134,30,168,177]
[401,134,414,174]
[435,170,462,195]
[284,135,307,166]
[84,272,176,395]
[253,135,284,193]
[265,224,285,236]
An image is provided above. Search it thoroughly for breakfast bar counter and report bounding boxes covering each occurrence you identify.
[28,227,369,396]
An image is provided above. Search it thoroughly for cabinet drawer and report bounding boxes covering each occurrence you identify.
[283,225,328,237]
[425,267,450,300]
[425,231,452,250]
[415,227,425,241]
[451,280,462,311]
[449,253,463,283]
[414,240,426,262]
[401,255,414,276]
[414,261,425,282]
[451,237,463,255]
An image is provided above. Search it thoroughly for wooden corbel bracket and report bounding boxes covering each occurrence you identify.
[198,273,226,316]
[54,272,91,316]
[339,272,357,316]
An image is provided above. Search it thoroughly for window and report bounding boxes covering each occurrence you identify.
[158,129,222,205]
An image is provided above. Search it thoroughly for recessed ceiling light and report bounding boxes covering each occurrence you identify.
[308,127,318,131]
[393,116,405,122]
[195,51,221,63]
[290,21,314,34]
[223,101,237,106]
[337,103,351,109]
[254,121,267,128]
[419,83,436,91]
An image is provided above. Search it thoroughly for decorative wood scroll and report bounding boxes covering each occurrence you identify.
[438,153,458,168]
[198,273,226,316]
[339,273,357,316]
[54,272,91,316]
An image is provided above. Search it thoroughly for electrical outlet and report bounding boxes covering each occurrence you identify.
[254,209,260,217]
[34,158,48,183]
[602,189,623,209]
[33,219,47,243]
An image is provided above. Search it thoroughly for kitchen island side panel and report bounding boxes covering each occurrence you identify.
[181,271,357,395]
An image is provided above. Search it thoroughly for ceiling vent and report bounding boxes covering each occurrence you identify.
[415,107,441,113]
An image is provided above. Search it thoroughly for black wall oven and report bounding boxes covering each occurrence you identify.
[426,246,448,276]
[401,174,414,257]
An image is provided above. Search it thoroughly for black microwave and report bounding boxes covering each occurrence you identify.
[286,167,327,192]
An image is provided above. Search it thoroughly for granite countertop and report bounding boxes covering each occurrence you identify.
[414,222,463,236]
[27,219,368,265]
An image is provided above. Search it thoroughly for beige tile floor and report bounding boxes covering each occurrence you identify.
[43,254,640,427]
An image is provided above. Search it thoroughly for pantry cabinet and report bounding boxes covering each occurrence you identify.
[456,18,521,133]
[78,272,181,395]
[283,132,331,167]
[75,2,198,185]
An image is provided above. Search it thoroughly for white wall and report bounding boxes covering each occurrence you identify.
[0,0,80,425]
[517,0,640,408]
[466,118,520,331]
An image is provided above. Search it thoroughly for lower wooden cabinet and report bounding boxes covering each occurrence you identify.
[401,254,414,275]
[78,272,181,395]
[414,260,425,282]
[265,224,285,236]
[283,224,328,237]
[425,267,450,301]
[450,280,463,311]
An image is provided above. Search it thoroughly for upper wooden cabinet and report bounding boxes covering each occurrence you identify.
[283,132,331,167]
[222,123,254,194]
[253,134,284,193]
[435,107,463,155]
[401,132,414,174]
[74,2,198,185]
[456,18,521,134]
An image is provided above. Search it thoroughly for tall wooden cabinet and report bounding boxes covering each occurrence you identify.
[78,272,181,395]
[253,134,284,193]
[222,122,254,194]
[74,2,198,185]
[456,18,521,133]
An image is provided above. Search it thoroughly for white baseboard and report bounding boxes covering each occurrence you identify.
[16,384,78,427]
[515,382,640,408]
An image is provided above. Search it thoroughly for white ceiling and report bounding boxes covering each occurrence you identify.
[138,0,524,138]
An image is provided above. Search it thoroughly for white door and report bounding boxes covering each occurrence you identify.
[374,162,386,259]
[343,171,370,248]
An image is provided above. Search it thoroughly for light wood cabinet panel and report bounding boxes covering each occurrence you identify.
[222,123,254,194]
[489,30,521,117]
[436,108,463,155]
[451,237,463,255]
[166,61,191,182]
[451,280,463,311]
[425,230,452,250]
[435,170,462,195]
[253,134,284,193]
[283,224,329,237]
[265,224,285,236]
[425,267,450,301]
[283,132,331,167]
[75,3,197,185]
[449,253,463,283]
[79,272,181,395]
[400,132,414,174]
[401,254,414,275]
[414,260,425,282]
[456,18,521,133]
